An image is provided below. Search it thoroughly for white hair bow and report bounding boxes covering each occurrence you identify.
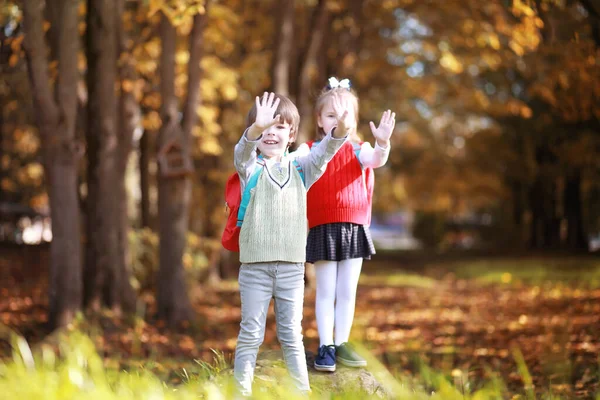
[327,77,351,90]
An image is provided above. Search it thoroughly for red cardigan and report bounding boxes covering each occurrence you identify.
[307,140,374,228]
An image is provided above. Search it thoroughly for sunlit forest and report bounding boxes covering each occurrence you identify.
[1,0,599,398]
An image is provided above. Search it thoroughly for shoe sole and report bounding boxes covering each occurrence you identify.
[336,357,367,367]
[314,362,336,372]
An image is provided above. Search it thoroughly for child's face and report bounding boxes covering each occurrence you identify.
[317,94,357,135]
[257,120,294,158]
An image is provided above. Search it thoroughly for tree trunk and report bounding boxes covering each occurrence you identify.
[156,9,207,327]
[529,170,561,249]
[542,179,560,248]
[23,0,83,329]
[297,0,329,144]
[139,129,152,228]
[271,0,294,96]
[115,0,140,312]
[197,154,224,285]
[84,0,135,314]
[0,88,4,205]
[528,178,543,249]
[564,169,588,251]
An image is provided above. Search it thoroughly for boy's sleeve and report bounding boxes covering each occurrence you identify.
[295,132,347,190]
[358,141,390,169]
[289,143,311,159]
[234,128,261,192]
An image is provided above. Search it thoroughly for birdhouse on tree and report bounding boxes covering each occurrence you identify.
[157,138,194,178]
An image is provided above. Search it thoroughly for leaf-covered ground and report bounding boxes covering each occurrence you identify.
[1,246,599,399]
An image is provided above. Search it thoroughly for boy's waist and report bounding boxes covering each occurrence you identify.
[240,261,305,269]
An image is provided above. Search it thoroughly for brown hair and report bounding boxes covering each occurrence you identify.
[314,86,361,142]
[246,94,300,143]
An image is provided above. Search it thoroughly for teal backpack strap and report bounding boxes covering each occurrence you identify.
[292,159,305,184]
[236,161,264,227]
[353,142,363,168]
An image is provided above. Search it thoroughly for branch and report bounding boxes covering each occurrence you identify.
[22,0,58,129]
[579,0,600,18]
[579,0,600,46]
[298,0,329,86]
[534,0,556,44]
[158,11,179,149]
[55,0,80,141]
[271,0,294,95]
[182,7,209,140]
[117,0,141,156]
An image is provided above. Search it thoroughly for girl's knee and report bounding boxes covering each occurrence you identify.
[335,289,356,304]
[316,285,336,302]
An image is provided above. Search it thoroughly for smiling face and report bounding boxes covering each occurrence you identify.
[245,94,299,159]
[256,121,294,158]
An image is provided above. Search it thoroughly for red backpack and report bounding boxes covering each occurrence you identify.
[222,173,243,252]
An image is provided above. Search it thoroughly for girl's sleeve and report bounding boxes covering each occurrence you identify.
[295,132,346,190]
[358,141,390,169]
[234,128,260,192]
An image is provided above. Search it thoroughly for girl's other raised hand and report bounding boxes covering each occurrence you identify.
[369,110,396,148]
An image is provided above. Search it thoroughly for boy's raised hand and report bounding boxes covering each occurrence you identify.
[369,110,396,148]
[248,92,281,140]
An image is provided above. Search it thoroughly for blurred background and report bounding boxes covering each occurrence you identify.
[1,1,600,397]
[1,0,599,333]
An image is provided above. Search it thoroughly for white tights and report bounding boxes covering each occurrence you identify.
[314,258,363,346]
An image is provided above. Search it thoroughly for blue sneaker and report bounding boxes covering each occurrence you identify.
[314,345,336,372]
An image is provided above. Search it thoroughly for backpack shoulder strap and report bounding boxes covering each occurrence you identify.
[292,159,305,184]
[236,163,264,226]
[353,141,363,158]
[353,141,364,167]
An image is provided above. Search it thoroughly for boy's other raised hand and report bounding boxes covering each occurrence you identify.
[369,110,396,148]
[247,92,281,140]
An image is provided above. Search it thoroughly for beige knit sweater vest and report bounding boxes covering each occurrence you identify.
[239,162,307,263]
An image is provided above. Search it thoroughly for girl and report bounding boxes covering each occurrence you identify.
[232,91,349,395]
[295,77,396,372]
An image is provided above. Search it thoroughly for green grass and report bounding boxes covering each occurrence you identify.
[1,330,596,399]
[360,271,437,288]
[450,257,600,287]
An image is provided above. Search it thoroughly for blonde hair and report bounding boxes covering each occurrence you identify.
[246,94,300,144]
[314,86,361,142]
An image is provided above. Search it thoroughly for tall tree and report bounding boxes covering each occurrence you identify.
[157,6,207,327]
[22,0,82,328]
[85,0,137,313]
[139,128,152,229]
[115,0,140,307]
[296,0,329,144]
[271,0,294,96]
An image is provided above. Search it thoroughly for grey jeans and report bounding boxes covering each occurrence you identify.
[234,262,310,396]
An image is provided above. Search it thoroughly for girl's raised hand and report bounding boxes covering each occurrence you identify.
[249,92,281,138]
[331,92,353,138]
[369,110,396,148]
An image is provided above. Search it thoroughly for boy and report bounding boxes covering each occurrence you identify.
[233,91,350,396]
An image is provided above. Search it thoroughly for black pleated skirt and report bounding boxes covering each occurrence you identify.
[306,222,376,263]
